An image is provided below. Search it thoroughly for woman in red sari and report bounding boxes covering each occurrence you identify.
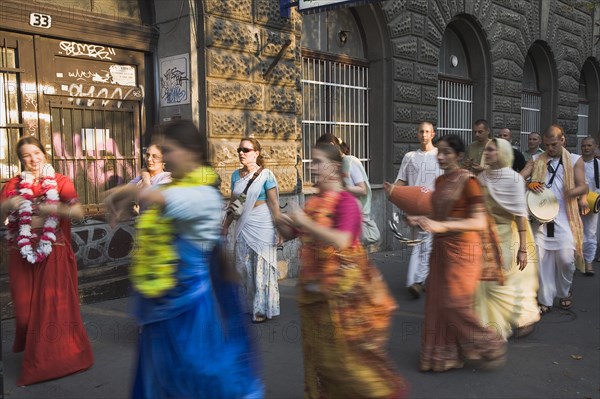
[0,136,93,386]
[276,143,408,398]
[407,134,506,372]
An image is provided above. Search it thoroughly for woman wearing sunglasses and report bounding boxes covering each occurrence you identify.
[223,138,281,323]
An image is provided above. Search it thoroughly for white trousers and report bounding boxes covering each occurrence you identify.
[406,232,432,287]
[537,246,575,306]
[582,212,599,263]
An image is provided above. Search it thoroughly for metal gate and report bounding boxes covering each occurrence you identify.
[520,92,541,152]
[437,77,473,145]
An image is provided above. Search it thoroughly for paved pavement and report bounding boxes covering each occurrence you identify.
[2,249,599,398]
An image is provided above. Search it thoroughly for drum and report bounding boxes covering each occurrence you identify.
[587,191,600,213]
[526,189,559,223]
[387,185,433,216]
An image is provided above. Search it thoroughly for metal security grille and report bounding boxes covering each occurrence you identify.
[520,92,541,152]
[50,104,138,207]
[577,102,589,150]
[437,78,473,145]
[301,56,369,184]
[0,45,21,182]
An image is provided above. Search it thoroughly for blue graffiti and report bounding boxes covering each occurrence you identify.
[160,67,188,104]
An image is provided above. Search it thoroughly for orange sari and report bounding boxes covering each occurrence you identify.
[299,190,408,398]
[420,170,506,372]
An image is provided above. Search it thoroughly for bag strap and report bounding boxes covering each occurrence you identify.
[594,158,599,189]
[242,167,264,195]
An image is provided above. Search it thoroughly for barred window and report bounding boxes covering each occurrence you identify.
[520,92,541,152]
[437,77,473,145]
[0,46,21,182]
[301,54,369,185]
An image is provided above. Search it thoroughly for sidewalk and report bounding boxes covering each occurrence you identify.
[2,250,599,398]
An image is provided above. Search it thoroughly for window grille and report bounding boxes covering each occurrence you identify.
[50,104,139,206]
[0,46,21,182]
[301,56,369,185]
[437,78,473,145]
[520,92,541,152]
[577,102,589,151]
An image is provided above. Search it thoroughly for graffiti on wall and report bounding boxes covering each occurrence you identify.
[58,41,116,60]
[159,53,190,106]
[64,83,143,107]
[71,219,135,268]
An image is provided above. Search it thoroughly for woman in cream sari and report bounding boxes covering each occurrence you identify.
[223,138,281,323]
[476,138,540,338]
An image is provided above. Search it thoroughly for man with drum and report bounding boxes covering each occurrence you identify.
[385,121,442,298]
[580,137,598,276]
[521,124,589,314]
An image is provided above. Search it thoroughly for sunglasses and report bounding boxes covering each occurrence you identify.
[237,147,255,153]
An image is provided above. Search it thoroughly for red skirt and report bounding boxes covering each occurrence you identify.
[9,239,94,386]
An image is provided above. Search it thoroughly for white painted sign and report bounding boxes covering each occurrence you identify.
[30,13,52,29]
[159,54,190,107]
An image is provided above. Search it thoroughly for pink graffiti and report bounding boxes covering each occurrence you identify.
[52,131,137,188]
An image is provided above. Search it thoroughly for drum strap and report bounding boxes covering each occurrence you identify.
[546,158,562,188]
[594,158,599,189]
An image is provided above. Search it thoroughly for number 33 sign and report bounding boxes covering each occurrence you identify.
[30,13,52,29]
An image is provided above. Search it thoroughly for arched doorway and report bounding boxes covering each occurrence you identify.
[578,57,600,144]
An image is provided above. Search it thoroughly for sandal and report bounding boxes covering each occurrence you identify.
[559,291,573,310]
[585,266,596,276]
[539,304,552,315]
[252,315,267,323]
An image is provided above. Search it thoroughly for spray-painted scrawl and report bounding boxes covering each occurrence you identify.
[159,54,190,106]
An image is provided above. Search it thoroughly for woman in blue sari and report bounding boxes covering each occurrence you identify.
[105,120,263,399]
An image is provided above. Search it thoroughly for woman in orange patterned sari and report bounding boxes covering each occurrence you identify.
[407,134,507,372]
[276,143,407,398]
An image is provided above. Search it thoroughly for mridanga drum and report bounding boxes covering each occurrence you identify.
[587,191,600,213]
[526,189,559,223]
[387,185,433,216]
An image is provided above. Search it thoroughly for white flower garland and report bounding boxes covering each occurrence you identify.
[6,166,60,264]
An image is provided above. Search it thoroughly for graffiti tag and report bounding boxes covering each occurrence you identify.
[160,67,188,105]
[59,41,116,60]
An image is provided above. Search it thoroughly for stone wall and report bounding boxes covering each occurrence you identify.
[204,0,302,190]
[381,0,599,169]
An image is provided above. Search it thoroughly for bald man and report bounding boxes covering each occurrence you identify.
[580,136,598,276]
[521,124,589,314]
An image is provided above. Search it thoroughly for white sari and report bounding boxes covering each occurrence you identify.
[232,169,280,320]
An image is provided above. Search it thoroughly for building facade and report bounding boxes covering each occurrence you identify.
[1,0,599,314]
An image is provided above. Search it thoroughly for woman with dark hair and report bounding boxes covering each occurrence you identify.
[275,142,408,398]
[316,133,380,246]
[105,120,263,398]
[129,144,171,188]
[222,137,281,323]
[0,136,93,386]
[406,134,507,372]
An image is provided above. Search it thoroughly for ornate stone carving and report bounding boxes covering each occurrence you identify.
[393,122,416,142]
[248,112,298,139]
[493,96,512,112]
[394,103,412,122]
[390,14,412,38]
[412,14,425,36]
[426,19,443,46]
[407,0,428,15]
[257,58,298,86]
[493,59,510,79]
[381,0,408,23]
[505,80,522,97]
[418,39,439,65]
[393,143,412,163]
[414,106,437,124]
[429,0,447,31]
[267,86,299,112]
[261,30,296,60]
[207,49,253,81]
[208,109,247,137]
[206,17,259,53]
[394,82,421,103]
[421,86,437,105]
[392,37,418,60]
[415,64,437,85]
[208,80,263,110]
[205,0,252,22]
[254,0,298,32]
[394,59,414,80]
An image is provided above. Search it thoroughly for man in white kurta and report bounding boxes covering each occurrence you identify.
[580,137,598,276]
[521,125,589,312]
[392,122,442,298]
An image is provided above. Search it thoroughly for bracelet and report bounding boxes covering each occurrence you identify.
[518,249,527,253]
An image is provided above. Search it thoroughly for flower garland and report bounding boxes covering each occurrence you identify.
[6,166,60,264]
